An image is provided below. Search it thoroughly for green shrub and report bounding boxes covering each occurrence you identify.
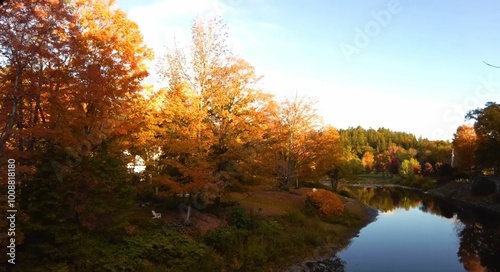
[19,227,221,272]
[203,226,239,253]
[303,231,325,247]
[285,211,308,226]
[228,208,254,229]
[204,226,267,271]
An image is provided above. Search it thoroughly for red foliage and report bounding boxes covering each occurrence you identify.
[413,164,421,175]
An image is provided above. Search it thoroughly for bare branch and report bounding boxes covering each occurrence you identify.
[483,61,500,69]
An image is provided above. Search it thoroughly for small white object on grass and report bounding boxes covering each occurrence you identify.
[152,210,161,219]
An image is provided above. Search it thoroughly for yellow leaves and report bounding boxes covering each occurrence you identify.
[309,126,344,176]
[361,151,375,173]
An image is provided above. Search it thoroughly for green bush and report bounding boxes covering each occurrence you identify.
[228,208,255,229]
[203,226,267,271]
[202,206,366,271]
[203,226,239,253]
[204,209,338,271]
[301,226,325,247]
[19,226,221,272]
[285,211,308,226]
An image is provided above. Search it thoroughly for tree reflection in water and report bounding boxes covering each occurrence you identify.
[454,208,500,272]
[345,186,500,272]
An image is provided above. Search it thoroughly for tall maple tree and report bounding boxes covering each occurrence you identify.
[305,126,345,186]
[272,94,322,187]
[0,0,151,267]
[466,102,500,175]
[138,18,276,221]
[452,125,477,174]
[0,0,151,160]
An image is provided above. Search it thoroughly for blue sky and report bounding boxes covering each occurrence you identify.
[115,0,500,140]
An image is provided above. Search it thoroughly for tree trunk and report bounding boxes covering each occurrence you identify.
[185,194,192,223]
[330,177,340,191]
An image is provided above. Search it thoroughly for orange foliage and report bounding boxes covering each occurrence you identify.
[302,126,344,181]
[452,125,477,172]
[0,0,151,158]
[306,189,344,216]
[361,151,375,173]
[140,18,276,198]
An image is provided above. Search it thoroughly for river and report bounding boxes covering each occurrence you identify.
[310,186,500,272]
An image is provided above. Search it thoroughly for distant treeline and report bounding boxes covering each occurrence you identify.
[339,126,451,165]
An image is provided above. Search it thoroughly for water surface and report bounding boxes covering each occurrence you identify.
[334,187,500,272]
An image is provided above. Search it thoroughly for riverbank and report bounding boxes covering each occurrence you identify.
[285,199,378,272]
[123,185,381,271]
[343,174,500,215]
[224,186,379,271]
[427,180,500,215]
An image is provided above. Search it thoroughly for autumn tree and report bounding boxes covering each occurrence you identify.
[387,157,400,175]
[452,125,477,174]
[361,151,374,173]
[132,83,212,200]
[466,102,500,175]
[0,0,151,155]
[272,93,322,187]
[0,0,151,268]
[399,158,420,178]
[374,151,390,176]
[150,17,275,221]
[421,162,434,177]
[302,126,345,188]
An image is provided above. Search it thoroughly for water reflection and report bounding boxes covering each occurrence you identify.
[343,186,500,272]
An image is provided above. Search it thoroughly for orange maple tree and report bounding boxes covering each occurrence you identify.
[361,151,375,173]
[0,0,151,161]
[0,0,152,263]
[452,125,477,174]
[130,18,277,222]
